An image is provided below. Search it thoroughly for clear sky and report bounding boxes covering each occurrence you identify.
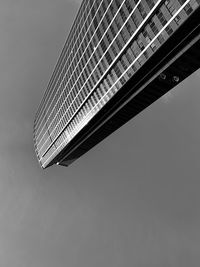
[0,0,200,266]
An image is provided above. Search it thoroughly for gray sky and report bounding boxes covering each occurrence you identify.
[0,0,200,266]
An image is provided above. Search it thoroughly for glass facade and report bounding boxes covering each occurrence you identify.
[34,0,200,168]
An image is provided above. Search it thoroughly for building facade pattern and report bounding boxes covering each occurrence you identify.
[34,0,200,168]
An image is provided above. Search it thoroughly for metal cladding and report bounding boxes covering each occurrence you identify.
[34,0,200,168]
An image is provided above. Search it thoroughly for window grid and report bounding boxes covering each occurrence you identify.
[35,0,89,123]
[39,0,195,156]
[34,0,199,166]
[35,0,107,133]
[35,0,131,140]
[38,0,170,155]
[36,0,155,148]
[39,2,194,159]
[35,0,101,127]
[35,0,115,142]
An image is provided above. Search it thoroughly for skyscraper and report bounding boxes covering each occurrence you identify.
[34,0,200,168]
